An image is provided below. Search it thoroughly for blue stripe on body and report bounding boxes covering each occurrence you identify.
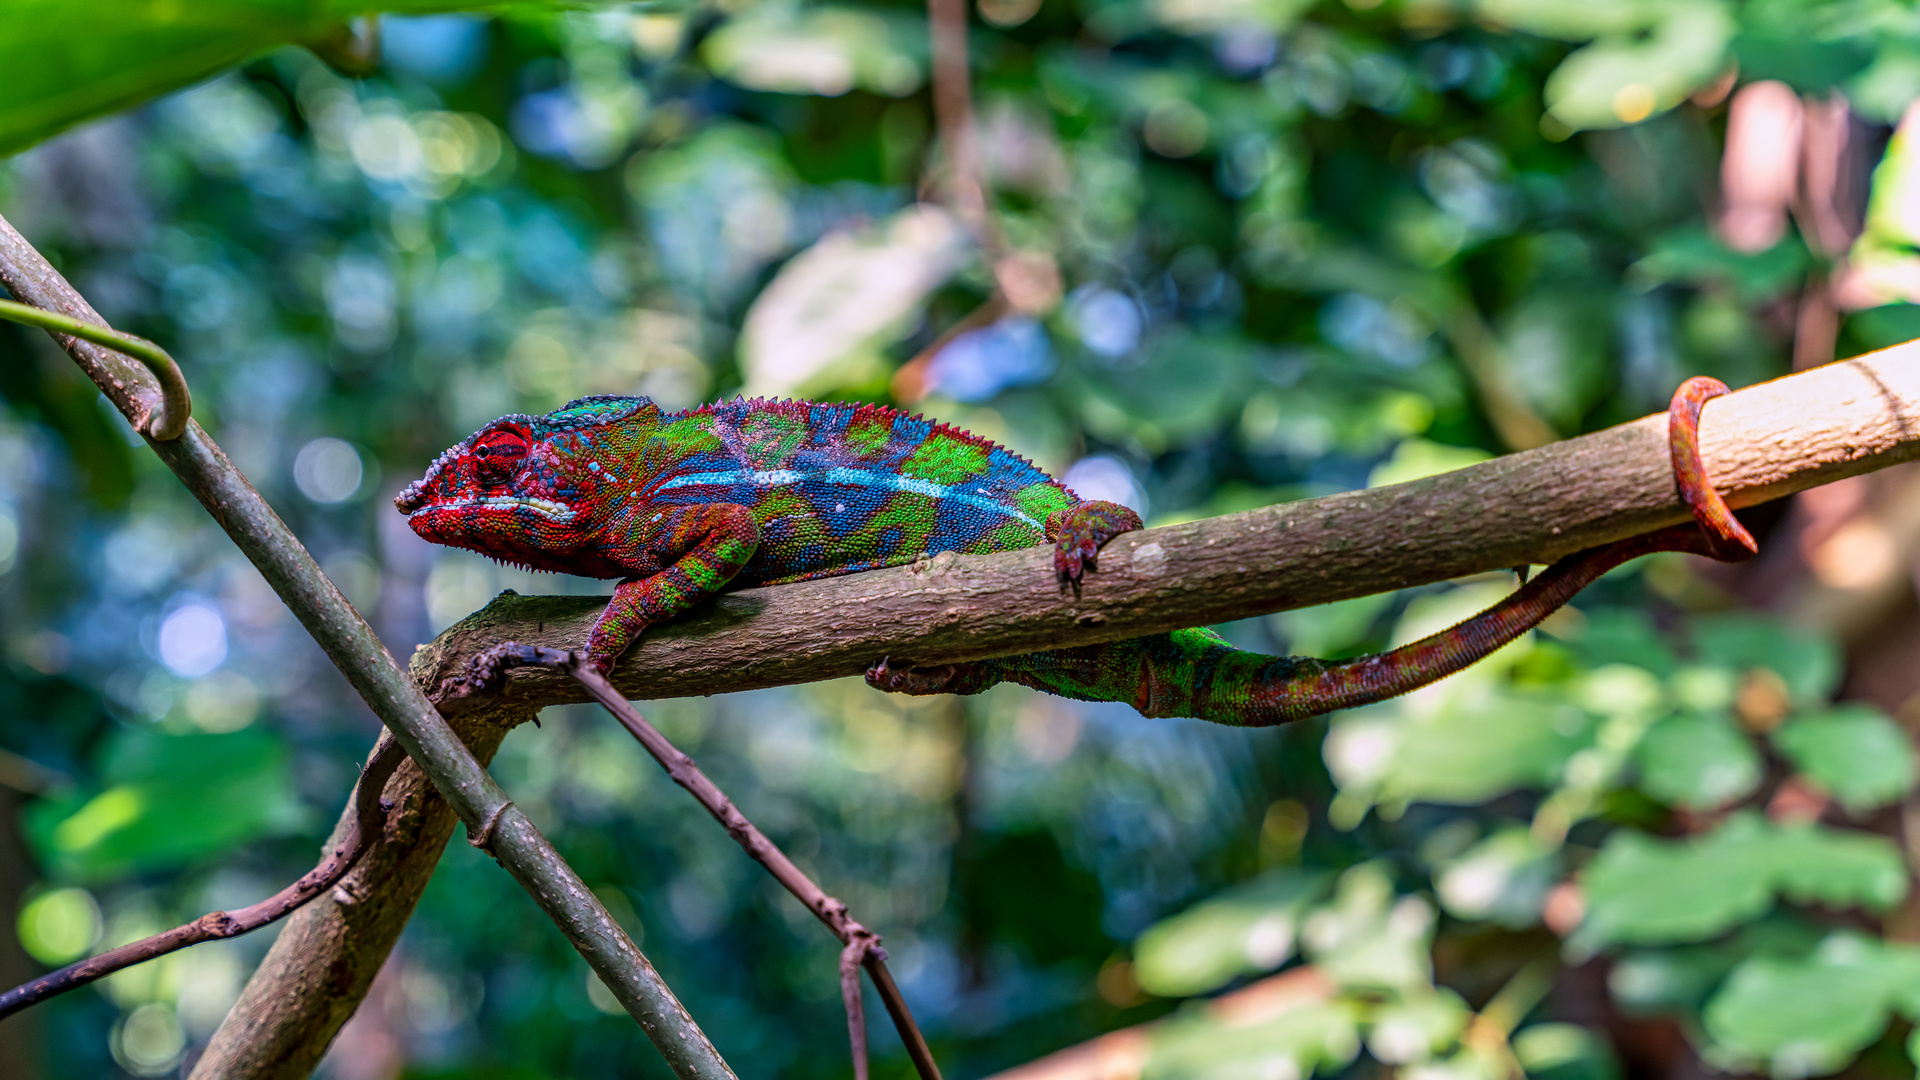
[654,466,1042,528]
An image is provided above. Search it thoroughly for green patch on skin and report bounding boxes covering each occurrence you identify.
[846,416,892,456]
[738,412,808,467]
[849,494,937,560]
[1014,481,1075,524]
[983,521,1044,552]
[904,435,991,484]
[649,415,725,460]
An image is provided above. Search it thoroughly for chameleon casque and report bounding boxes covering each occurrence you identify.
[396,381,1754,724]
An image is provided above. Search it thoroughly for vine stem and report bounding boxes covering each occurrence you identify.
[0,296,191,439]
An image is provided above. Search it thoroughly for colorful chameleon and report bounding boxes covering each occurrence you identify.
[396,380,1754,725]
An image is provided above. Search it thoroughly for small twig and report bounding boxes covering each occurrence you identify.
[0,739,406,1019]
[0,296,191,439]
[474,643,943,1080]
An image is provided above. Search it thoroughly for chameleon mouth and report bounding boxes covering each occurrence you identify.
[407,496,577,524]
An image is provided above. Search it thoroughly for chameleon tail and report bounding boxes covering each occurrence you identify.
[873,378,1758,727]
[968,523,1719,726]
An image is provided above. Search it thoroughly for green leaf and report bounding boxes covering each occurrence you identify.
[1703,934,1920,1077]
[1367,990,1471,1064]
[1133,870,1332,998]
[1540,2,1736,131]
[1325,694,1595,809]
[1773,705,1918,814]
[1512,1024,1621,1080]
[1145,999,1362,1080]
[25,727,309,882]
[1434,827,1558,927]
[1633,712,1761,811]
[1691,616,1841,706]
[1629,227,1812,304]
[1302,863,1435,992]
[700,6,926,98]
[0,2,544,156]
[1575,815,1906,951]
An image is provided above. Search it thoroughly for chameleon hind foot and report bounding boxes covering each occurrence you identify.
[1046,499,1144,582]
[864,656,1000,697]
[440,641,556,699]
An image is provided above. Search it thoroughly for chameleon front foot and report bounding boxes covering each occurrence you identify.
[1045,500,1144,582]
[865,656,1000,697]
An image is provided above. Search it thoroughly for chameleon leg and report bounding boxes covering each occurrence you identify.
[583,503,760,674]
[1047,500,1144,581]
[870,377,1757,726]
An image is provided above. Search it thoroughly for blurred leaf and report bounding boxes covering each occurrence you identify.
[1630,226,1811,303]
[1473,0,1666,40]
[25,727,308,882]
[1367,439,1491,489]
[1368,990,1471,1065]
[1078,330,1254,449]
[1302,863,1434,992]
[1271,591,1397,660]
[1845,303,1920,351]
[1133,869,1331,997]
[1575,814,1906,951]
[1541,3,1735,131]
[1145,998,1362,1080]
[739,205,970,398]
[1434,827,1557,927]
[1633,712,1761,811]
[1703,934,1920,1077]
[1691,616,1840,707]
[1146,0,1315,35]
[1575,610,1678,678]
[0,2,548,155]
[1512,1024,1622,1080]
[1772,705,1918,814]
[701,5,925,98]
[1326,695,1594,808]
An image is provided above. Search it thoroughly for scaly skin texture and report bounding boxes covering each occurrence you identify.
[398,381,1753,726]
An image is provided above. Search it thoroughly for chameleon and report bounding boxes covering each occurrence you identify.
[395,379,1755,725]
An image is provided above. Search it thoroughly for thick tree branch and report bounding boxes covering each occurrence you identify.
[421,343,1920,712]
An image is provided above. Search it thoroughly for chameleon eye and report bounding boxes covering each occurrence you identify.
[473,428,530,486]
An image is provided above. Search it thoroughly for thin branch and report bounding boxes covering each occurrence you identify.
[416,345,1920,714]
[0,740,405,1019]
[465,644,944,1080]
[0,214,737,1080]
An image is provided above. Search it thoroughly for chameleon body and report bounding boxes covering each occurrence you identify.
[398,385,1753,726]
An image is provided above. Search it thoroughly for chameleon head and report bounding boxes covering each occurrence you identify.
[394,395,658,569]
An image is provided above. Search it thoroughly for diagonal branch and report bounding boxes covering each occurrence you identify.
[0,214,737,1080]
[418,343,1920,713]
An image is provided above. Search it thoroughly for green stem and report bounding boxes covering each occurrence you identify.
[0,297,191,440]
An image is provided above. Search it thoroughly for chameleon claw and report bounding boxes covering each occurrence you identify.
[866,656,961,695]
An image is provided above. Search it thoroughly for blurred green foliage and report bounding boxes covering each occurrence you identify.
[2,1,1919,1078]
